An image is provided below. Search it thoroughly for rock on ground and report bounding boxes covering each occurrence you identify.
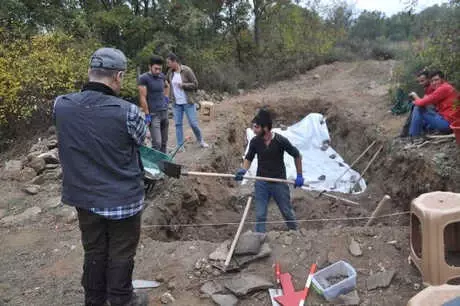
[23,185,40,195]
[0,209,6,219]
[366,270,396,290]
[0,207,42,226]
[209,240,230,261]
[211,294,238,306]
[27,156,46,174]
[332,290,360,305]
[55,207,77,223]
[223,274,272,296]
[229,243,272,270]
[30,168,62,185]
[19,167,37,182]
[1,160,23,180]
[38,148,60,164]
[200,281,226,296]
[234,231,266,255]
[40,196,62,209]
[349,238,363,257]
[160,292,175,304]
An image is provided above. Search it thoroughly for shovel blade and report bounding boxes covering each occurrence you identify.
[157,160,182,178]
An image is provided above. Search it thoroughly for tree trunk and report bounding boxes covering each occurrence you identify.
[143,0,149,17]
[253,0,262,52]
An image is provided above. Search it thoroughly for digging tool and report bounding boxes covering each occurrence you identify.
[132,280,161,289]
[158,160,360,205]
[222,196,252,271]
[351,145,384,192]
[157,160,319,186]
[333,140,376,189]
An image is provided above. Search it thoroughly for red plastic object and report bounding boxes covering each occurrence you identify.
[275,263,281,285]
[274,273,306,306]
[451,120,460,145]
[299,263,318,306]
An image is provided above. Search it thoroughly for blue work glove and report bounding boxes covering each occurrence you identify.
[294,174,304,188]
[234,168,247,181]
[144,114,152,125]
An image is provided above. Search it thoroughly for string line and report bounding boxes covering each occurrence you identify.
[142,211,410,228]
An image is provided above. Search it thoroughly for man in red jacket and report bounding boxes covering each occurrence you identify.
[409,71,459,137]
[416,70,435,97]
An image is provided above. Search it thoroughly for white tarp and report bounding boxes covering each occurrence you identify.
[244,113,366,194]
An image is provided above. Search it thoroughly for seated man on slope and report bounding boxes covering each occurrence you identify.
[408,70,459,137]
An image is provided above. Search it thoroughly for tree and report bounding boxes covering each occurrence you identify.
[350,10,387,40]
[222,0,251,63]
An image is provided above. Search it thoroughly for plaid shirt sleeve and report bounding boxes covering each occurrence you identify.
[127,103,147,146]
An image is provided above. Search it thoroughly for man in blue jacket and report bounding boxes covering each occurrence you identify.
[54,48,147,306]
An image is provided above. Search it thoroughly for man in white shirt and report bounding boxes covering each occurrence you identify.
[166,53,208,149]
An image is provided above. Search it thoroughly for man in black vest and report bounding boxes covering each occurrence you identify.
[54,48,147,306]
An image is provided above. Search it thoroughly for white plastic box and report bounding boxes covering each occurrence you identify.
[311,260,357,301]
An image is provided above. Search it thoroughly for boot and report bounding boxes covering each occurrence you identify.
[126,292,148,306]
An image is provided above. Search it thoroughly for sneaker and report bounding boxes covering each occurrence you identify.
[200,141,209,148]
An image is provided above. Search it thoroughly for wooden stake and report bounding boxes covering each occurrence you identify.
[352,145,384,191]
[316,191,360,206]
[365,195,392,227]
[224,196,252,270]
[333,141,377,188]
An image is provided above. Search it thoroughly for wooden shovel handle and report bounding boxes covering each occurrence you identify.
[224,196,252,269]
[185,171,302,185]
[184,171,360,206]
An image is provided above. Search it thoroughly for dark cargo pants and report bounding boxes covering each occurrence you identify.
[77,208,141,306]
[149,110,169,153]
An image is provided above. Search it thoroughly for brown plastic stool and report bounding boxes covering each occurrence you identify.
[410,192,460,286]
[199,101,215,122]
[407,284,460,306]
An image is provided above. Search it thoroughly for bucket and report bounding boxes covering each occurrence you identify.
[450,120,460,145]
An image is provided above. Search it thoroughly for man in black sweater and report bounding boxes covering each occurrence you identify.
[234,109,304,232]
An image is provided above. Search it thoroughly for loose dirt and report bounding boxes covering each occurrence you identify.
[1,60,459,305]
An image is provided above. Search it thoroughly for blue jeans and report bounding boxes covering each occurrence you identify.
[409,106,451,137]
[173,104,203,146]
[254,181,297,233]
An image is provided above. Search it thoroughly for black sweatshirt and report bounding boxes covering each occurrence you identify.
[245,133,300,179]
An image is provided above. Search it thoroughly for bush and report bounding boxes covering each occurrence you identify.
[328,38,405,62]
[0,32,99,126]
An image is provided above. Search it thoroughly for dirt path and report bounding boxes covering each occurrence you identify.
[1,60,459,305]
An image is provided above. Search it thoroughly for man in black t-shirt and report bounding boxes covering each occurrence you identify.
[234,109,304,233]
[138,55,170,152]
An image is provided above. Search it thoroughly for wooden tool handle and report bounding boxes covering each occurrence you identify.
[184,171,360,206]
[224,196,252,269]
[185,171,299,185]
